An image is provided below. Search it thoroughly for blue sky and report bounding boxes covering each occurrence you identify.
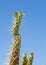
[0,0,46,65]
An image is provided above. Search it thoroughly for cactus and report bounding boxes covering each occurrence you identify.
[22,53,28,65]
[9,12,34,65]
[9,12,24,65]
[28,53,34,65]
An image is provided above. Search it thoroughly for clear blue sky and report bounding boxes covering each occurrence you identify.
[0,0,46,65]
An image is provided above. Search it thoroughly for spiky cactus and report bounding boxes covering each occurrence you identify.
[9,12,24,65]
[9,12,34,65]
[22,53,28,65]
[28,53,34,65]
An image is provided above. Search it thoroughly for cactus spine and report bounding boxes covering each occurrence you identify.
[9,12,34,65]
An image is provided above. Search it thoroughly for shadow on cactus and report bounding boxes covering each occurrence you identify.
[9,12,34,65]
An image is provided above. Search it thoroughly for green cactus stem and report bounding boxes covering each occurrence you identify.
[28,52,34,65]
[22,53,28,65]
[9,12,24,65]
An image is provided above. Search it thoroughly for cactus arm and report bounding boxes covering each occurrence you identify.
[22,53,28,65]
[28,52,34,65]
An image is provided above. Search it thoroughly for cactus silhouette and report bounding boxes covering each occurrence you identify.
[9,12,34,65]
